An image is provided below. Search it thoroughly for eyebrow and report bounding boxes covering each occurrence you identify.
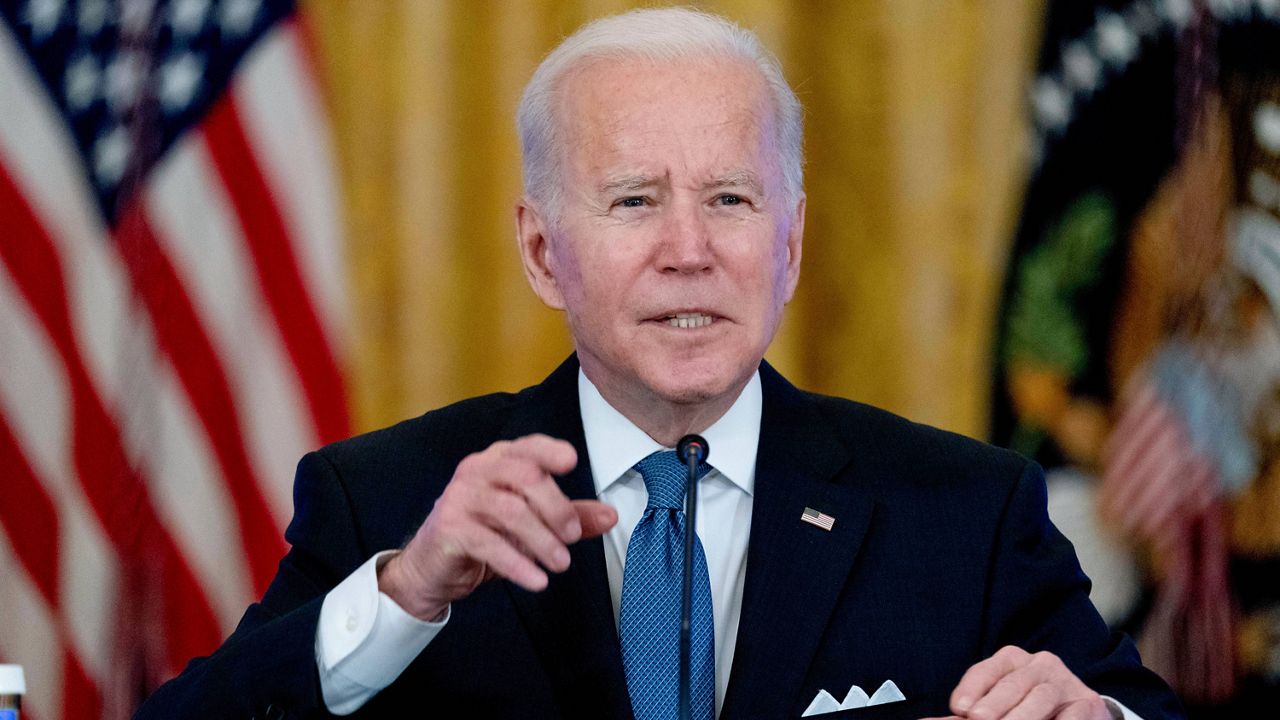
[707,171,764,195]
[598,171,765,195]
[598,175,661,194]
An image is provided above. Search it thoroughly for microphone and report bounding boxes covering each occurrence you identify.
[676,435,708,466]
[675,434,708,720]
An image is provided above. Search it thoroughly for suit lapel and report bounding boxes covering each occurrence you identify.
[499,356,634,719]
[720,363,877,720]
[494,357,874,719]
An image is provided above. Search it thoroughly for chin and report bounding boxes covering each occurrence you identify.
[654,383,723,406]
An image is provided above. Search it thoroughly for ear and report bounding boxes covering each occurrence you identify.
[782,193,805,303]
[516,200,566,310]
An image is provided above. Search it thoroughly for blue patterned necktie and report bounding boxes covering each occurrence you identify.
[619,450,715,720]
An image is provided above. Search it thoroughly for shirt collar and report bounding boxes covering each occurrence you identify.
[578,368,760,496]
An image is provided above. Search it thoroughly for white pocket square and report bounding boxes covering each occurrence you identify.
[801,680,906,716]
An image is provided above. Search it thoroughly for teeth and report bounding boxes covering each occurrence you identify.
[665,313,713,329]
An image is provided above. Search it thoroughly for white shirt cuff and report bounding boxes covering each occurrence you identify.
[315,550,450,715]
[1102,695,1143,720]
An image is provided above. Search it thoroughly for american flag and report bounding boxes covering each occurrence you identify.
[1101,365,1235,703]
[801,507,835,531]
[0,1,349,718]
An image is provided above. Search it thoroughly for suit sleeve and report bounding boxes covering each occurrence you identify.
[133,450,367,720]
[982,460,1185,719]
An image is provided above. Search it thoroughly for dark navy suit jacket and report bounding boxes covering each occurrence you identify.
[135,356,1183,719]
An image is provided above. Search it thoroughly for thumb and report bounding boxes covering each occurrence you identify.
[573,500,618,538]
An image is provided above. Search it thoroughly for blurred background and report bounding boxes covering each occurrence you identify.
[0,0,1277,718]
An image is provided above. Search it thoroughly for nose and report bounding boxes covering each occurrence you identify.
[657,201,713,274]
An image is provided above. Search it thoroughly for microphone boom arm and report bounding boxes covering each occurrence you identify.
[676,435,708,720]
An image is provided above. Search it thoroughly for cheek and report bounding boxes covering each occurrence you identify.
[552,249,624,333]
[560,230,649,306]
[561,252,606,306]
[729,228,791,303]
[547,239,587,301]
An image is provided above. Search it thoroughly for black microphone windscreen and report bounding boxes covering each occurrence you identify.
[676,434,709,464]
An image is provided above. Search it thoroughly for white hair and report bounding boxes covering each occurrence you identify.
[516,6,804,219]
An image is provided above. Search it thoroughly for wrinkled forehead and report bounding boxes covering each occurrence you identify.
[553,54,782,178]
[559,53,773,120]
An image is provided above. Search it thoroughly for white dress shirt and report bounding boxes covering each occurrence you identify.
[312,370,1143,720]
[580,369,759,713]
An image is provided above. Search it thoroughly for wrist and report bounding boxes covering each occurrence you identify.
[377,553,449,622]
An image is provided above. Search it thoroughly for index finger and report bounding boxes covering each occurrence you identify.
[502,434,578,475]
[950,645,1030,715]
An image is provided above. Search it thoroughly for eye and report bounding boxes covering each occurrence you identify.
[615,196,647,208]
[716,194,744,206]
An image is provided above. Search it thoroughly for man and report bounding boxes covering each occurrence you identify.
[136,8,1182,720]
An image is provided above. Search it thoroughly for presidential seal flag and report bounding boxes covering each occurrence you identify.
[993,0,1280,715]
[0,1,349,717]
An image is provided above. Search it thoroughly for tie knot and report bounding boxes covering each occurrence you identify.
[633,450,710,510]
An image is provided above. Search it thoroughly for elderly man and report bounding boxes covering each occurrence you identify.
[137,8,1182,720]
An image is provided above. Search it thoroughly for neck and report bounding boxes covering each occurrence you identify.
[582,365,750,448]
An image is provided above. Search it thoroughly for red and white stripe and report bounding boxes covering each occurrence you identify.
[0,15,348,720]
[1101,379,1216,551]
[1101,371,1234,702]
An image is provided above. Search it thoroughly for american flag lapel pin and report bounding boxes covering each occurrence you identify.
[801,506,835,531]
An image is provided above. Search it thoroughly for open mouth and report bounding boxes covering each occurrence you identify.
[661,312,715,329]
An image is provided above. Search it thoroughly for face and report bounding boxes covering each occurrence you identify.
[518,55,804,415]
